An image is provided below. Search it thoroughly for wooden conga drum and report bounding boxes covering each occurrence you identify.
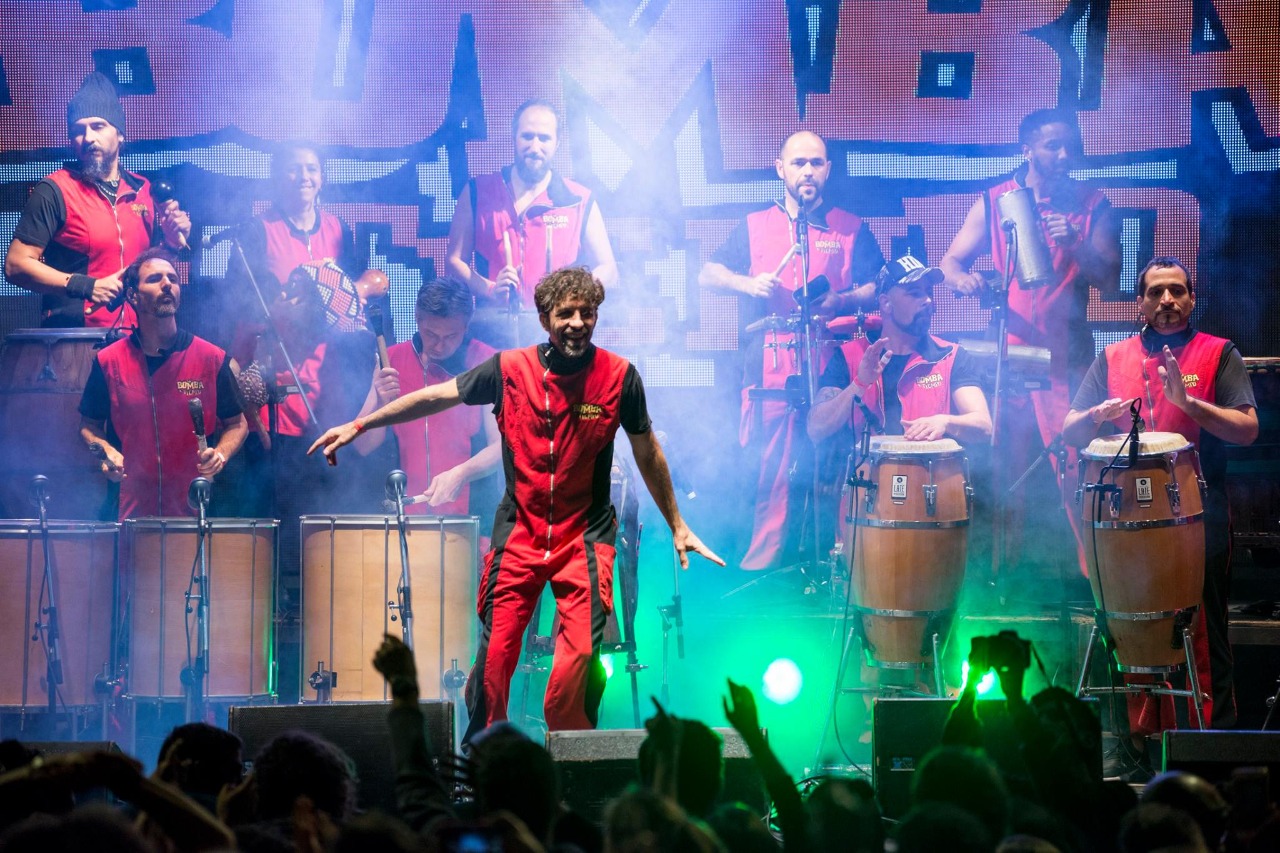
[846,437,971,668]
[1078,432,1205,672]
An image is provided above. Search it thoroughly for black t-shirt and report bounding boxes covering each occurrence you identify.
[456,344,651,435]
[1070,328,1255,489]
[819,337,983,435]
[79,330,243,424]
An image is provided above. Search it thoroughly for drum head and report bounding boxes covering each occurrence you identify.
[1082,431,1191,460]
[869,436,963,457]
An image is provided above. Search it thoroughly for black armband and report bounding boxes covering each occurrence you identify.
[66,274,96,300]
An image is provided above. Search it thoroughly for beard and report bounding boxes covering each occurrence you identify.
[902,309,932,339]
[79,149,114,182]
[515,155,550,184]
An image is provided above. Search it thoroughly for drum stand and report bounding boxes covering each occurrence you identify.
[182,478,214,723]
[1074,620,1207,730]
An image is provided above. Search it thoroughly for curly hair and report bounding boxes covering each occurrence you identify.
[532,267,605,317]
[250,730,357,821]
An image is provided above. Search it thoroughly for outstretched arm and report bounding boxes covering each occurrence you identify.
[627,429,724,569]
[309,378,463,465]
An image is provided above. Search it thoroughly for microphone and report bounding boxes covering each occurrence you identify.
[655,431,696,500]
[994,187,1057,289]
[188,398,209,453]
[795,208,810,269]
[152,180,188,250]
[1127,399,1144,469]
[200,222,249,250]
[386,469,408,502]
[852,389,882,435]
[187,476,211,510]
[30,474,49,507]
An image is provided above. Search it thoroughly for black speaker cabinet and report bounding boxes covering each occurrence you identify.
[1162,730,1280,785]
[873,697,1101,819]
[228,701,453,813]
[546,727,768,822]
[24,741,124,757]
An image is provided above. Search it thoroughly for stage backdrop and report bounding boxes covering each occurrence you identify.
[1,0,1278,371]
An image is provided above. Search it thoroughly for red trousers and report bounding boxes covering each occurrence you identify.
[463,525,615,742]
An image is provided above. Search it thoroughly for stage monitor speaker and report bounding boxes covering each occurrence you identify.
[546,727,768,822]
[873,697,1101,819]
[228,701,453,813]
[1162,730,1280,785]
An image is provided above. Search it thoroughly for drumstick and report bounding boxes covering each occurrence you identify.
[772,243,800,278]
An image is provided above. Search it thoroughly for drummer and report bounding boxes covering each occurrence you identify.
[446,98,618,347]
[698,130,884,571]
[808,254,991,446]
[1063,256,1257,732]
[78,248,247,520]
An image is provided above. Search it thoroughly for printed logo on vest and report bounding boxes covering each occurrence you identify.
[814,238,842,254]
[915,373,943,390]
[543,213,570,228]
[1182,373,1200,388]
[176,379,206,396]
[131,203,148,216]
[573,402,604,420]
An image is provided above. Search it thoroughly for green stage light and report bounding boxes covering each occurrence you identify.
[960,660,999,697]
[762,658,803,704]
[601,655,614,680]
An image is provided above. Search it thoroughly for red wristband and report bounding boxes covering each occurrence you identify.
[353,419,366,433]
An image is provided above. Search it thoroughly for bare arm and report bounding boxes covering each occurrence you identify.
[697,261,781,300]
[308,378,463,465]
[353,364,400,455]
[196,414,248,477]
[627,429,724,568]
[445,189,487,298]
[808,384,856,443]
[581,203,618,288]
[940,196,990,297]
[80,417,125,481]
[5,236,125,305]
[1075,204,1122,297]
[422,407,502,506]
[1062,397,1128,447]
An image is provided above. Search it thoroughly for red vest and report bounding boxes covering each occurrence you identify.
[97,334,226,519]
[470,170,592,306]
[258,207,348,288]
[838,335,958,430]
[985,175,1105,353]
[44,168,153,329]
[745,202,866,317]
[496,346,629,547]
[1102,331,1228,447]
[387,337,495,515]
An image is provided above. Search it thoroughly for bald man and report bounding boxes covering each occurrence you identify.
[700,131,884,572]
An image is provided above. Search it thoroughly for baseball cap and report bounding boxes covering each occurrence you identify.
[876,254,944,296]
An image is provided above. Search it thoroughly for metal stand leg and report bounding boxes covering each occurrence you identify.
[1181,627,1207,730]
[931,632,944,697]
[812,622,860,769]
[1075,625,1099,697]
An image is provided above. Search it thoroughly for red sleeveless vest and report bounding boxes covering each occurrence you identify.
[1102,331,1228,447]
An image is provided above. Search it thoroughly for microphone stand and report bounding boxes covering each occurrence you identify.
[657,543,684,709]
[184,477,213,723]
[793,207,826,592]
[32,477,64,718]
[988,220,1018,597]
[387,471,415,649]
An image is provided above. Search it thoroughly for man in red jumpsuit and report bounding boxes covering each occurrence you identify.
[352,277,500,516]
[699,130,884,571]
[1064,257,1257,732]
[311,268,722,741]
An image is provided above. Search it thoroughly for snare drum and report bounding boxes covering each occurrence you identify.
[846,437,971,668]
[0,329,109,519]
[126,518,276,700]
[1077,432,1205,672]
[0,521,118,708]
[300,515,479,701]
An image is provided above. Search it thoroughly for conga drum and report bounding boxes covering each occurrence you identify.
[126,518,276,700]
[846,437,971,668]
[0,329,108,519]
[0,521,118,709]
[300,515,479,702]
[1077,432,1205,672]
